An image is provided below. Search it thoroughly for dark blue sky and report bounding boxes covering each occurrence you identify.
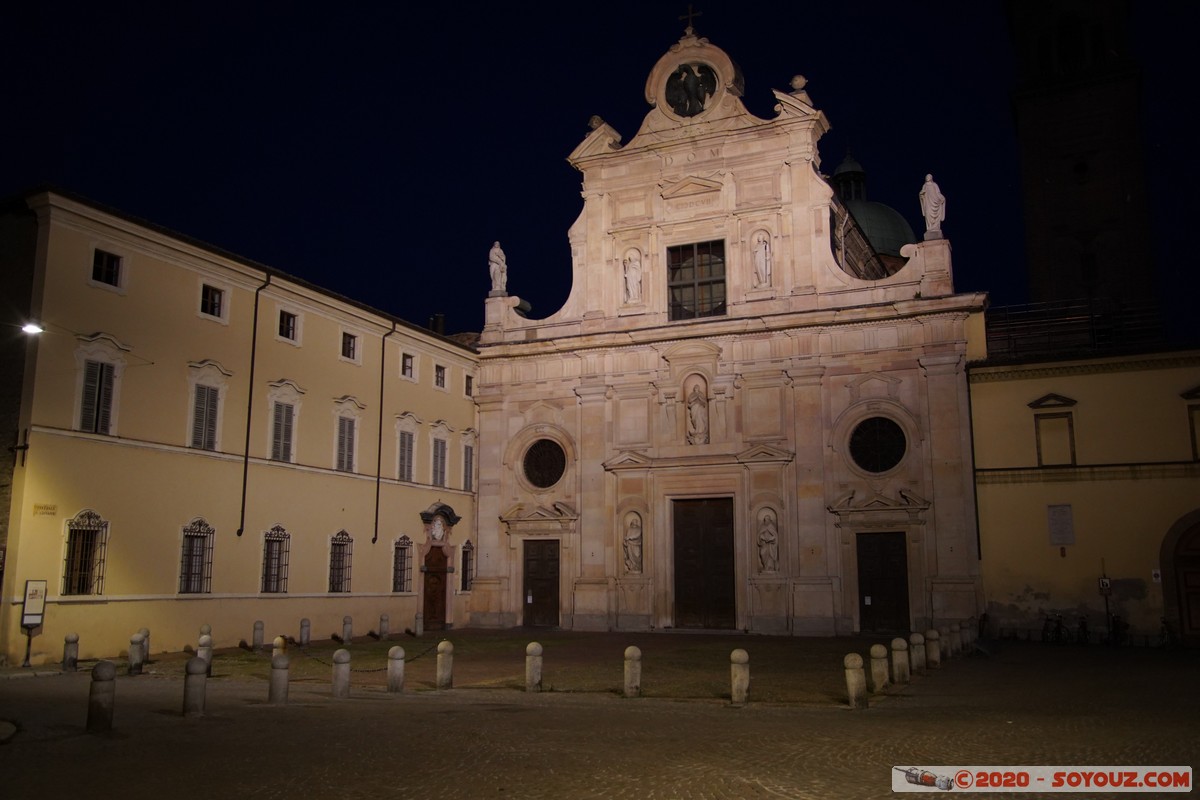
[3,2,1192,335]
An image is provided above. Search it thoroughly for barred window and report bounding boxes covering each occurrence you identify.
[392,535,413,592]
[328,530,353,593]
[461,540,475,592]
[261,526,290,593]
[179,518,215,593]
[63,510,108,596]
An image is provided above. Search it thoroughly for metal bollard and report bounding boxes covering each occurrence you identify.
[844,653,868,709]
[730,649,750,706]
[909,632,927,674]
[342,615,353,644]
[868,643,889,692]
[436,641,454,690]
[272,635,286,660]
[623,646,642,698]
[890,637,910,684]
[299,618,311,647]
[525,642,543,692]
[332,649,351,698]
[253,620,265,651]
[387,646,405,693]
[183,656,207,717]
[269,654,289,705]
[138,628,151,663]
[63,633,80,672]
[379,613,390,640]
[415,612,424,638]
[87,661,117,733]
[128,633,145,676]
[926,629,942,668]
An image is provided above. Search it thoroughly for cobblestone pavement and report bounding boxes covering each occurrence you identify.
[1,639,1197,800]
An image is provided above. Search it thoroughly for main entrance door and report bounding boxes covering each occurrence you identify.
[523,539,560,627]
[857,532,909,632]
[423,547,448,630]
[673,498,735,629]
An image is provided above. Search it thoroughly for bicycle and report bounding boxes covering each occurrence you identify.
[1076,615,1090,645]
[1041,614,1070,644]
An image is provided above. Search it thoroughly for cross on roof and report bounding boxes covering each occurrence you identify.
[679,4,702,36]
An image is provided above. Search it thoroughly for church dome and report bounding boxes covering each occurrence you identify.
[831,153,915,257]
[845,200,916,257]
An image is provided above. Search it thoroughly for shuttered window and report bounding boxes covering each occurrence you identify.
[463,444,474,491]
[271,402,294,461]
[336,416,355,472]
[191,385,219,450]
[398,431,414,481]
[80,360,115,434]
[432,438,447,487]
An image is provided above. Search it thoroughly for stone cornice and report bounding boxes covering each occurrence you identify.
[975,461,1200,484]
[969,351,1200,383]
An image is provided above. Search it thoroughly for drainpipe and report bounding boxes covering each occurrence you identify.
[373,322,398,543]
[237,275,272,536]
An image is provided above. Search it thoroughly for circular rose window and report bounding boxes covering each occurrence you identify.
[848,417,907,474]
[523,439,566,489]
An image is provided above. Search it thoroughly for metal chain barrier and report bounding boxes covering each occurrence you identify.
[248,636,444,672]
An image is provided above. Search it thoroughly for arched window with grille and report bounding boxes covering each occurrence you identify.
[328,530,353,593]
[63,510,109,595]
[461,540,475,592]
[261,525,290,593]
[179,518,215,594]
[392,535,413,593]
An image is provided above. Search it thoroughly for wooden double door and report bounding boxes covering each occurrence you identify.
[856,532,910,632]
[673,498,736,629]
[523,539,560,627]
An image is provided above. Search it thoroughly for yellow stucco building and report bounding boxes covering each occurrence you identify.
[0,191,478,664]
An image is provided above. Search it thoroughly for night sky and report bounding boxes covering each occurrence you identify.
[3,2,1193,336]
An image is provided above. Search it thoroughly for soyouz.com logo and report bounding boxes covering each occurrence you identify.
[892,766,1192,792]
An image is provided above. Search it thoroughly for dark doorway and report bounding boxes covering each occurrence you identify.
[423,546,448,630]
[1174,522,1200,638]
[673,498,736,629]
[523,539,560,627]
[856,532,910,632]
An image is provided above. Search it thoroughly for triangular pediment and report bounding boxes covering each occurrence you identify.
[1028,393,1077,409]
[500,502,578,522]
[604,451,652,470]
[828,488,931,514]
[660,175,723,199]
[736,444,794,464]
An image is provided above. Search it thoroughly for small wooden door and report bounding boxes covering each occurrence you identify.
[523,540,560,627]
[423,547,448,630]
[673,498,736,629]
[1174,523,1200,637]
[857,532,909,632]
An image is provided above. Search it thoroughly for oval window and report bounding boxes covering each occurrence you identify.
[523,439,566,489]
[848,417,906,474]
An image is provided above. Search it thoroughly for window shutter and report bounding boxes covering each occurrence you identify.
[337,416,354,471]
[272,402,294,461]
[96,364,113,434]
[399,431,413,481]
[80,361,100,432]
[192,385,218,450]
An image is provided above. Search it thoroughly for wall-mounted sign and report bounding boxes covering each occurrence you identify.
[21,580,48,628]
[1047,504,1075,546]
[33,504,57,517]
[1098,576,1112,596]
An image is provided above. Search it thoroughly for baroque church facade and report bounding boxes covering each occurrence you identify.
[471,30,986,636]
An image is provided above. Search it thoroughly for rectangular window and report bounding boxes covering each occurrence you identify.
[463,444,474,491]
[179,521,214,594]
[1035,412,1075,466]
[432,437,447,487]
[336,416,356,472]
[200,284,224,318]
[398,430,414,481]
[461,541,474,592]
[392,538,413,592]
[80,360,114,434]
[341,332,357,360]
[465,375,473,396]
[261,529,290,593]
[92,249,121,287]
[667,240,726,321]
[271,402,295,461]
[401,353,415,379]
[63,525,106,595]
[191,385,219,451]
[435,365,446,388]
[328,532,353,593]
[278,310,298,340]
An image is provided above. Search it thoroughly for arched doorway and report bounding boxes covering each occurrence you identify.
[423,546,448,630]
[1161,509,1200,643]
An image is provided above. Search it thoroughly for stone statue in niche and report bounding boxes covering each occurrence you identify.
[623,250,642,304]
[623,514,643,573]
[488,241,508,293]
[757,509,778,572]
[919,175,946,238]
[686,384,709,445]
[431,516,446,541]
[752,231,772,287]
